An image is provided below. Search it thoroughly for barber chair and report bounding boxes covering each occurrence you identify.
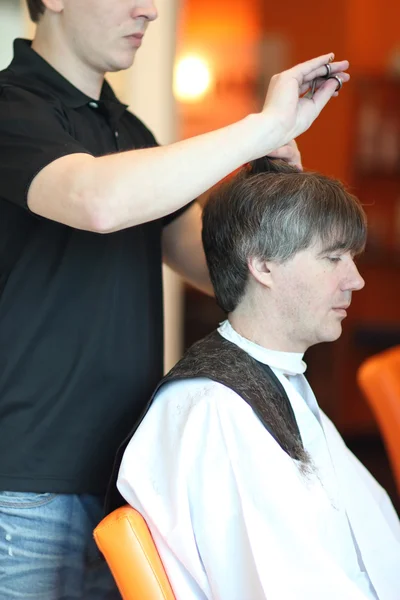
[357,345,400,496]
[93,504,176,600]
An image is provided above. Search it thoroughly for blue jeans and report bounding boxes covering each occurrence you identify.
[0,491,121,599]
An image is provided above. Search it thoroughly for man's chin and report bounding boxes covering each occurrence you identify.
[107,53,137,73]
[325,326,343,343]
[315,325,343,345]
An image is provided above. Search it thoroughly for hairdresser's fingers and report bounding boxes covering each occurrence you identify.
[263,54,349,107]
[268,140,302,170]
[299,71,350,96]
[308,75,346,110]
[297,59,350,84]
[258,53,350,154]
[262,54,349,120]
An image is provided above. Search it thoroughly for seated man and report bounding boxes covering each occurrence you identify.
[115,158,400,599]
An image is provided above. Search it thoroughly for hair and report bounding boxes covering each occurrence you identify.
[202,157,367,314]
[26,0,46,22]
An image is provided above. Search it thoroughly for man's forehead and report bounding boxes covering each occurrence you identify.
[316,240,349,255]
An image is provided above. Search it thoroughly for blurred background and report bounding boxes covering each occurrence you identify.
[1,0,400,508]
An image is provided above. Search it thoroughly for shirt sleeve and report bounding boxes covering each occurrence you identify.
[0,85,92,210]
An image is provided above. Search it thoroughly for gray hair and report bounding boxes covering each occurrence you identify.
[202,158,367,313]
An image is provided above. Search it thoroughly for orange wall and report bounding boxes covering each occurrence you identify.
[178,0,400,181]
[348,0,400,73]
[260,2,349,180]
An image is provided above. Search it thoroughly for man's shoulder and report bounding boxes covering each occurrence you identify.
[152,376,251,422]
[158,375,236,396]
[0,69,62,112]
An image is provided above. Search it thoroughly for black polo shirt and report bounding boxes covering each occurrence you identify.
[0,39,186,495]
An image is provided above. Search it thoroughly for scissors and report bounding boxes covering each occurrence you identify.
[305,63,342,99]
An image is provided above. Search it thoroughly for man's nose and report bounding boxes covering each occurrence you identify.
[132,1,158,22]
[346,262,365,292]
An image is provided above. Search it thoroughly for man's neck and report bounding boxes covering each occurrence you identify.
[31,29,104,99]
[229,302,306,354]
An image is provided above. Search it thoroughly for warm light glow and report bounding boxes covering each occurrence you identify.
[174,55,213,102]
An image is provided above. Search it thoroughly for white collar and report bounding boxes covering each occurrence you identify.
[217,320,307,376]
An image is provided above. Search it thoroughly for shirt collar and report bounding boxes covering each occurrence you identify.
[8,39,128,118]
[217,320,307,376]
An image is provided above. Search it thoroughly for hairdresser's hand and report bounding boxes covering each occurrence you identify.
[268,139,302,171]
[260,53,349,149]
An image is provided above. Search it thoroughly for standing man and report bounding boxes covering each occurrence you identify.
[0,0,349,597]
[118,157,400,600]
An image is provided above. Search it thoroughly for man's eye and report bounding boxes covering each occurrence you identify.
[327,256,341,263]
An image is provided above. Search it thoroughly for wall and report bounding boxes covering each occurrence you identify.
[0,0,25,69]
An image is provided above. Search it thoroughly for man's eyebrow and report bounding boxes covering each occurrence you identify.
[317,241,348,256]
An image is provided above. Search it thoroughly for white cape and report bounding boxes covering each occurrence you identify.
[118,325,400,599]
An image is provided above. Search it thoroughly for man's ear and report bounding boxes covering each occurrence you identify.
[41,0,64,14]
[248,256,273,288]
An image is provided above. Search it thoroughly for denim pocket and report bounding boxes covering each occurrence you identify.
[0,491,59,508]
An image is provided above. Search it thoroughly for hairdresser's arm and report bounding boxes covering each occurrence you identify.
[162,201,213,296]
[28,54,348,233]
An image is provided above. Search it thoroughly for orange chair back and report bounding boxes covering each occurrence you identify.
[94,505,176,600]
[357,345,400,496]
